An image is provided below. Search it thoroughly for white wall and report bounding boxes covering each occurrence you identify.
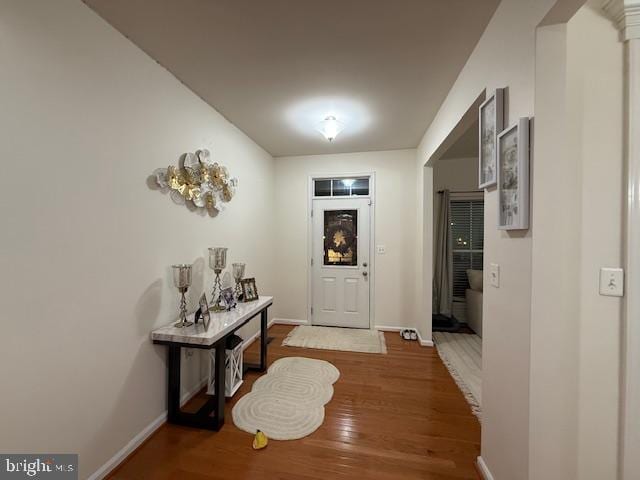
[531,4,624,480]
[416,1,624,479]
[0,1,275,478]
[415,0,556,478]
[529,22,580,480]
[432,156,479,257]
[432,156,479,227]
[273,150,418,330]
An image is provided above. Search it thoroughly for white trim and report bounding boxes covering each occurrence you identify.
[272,318,309,325]
[418,335,434,348]
[374,325,434,347]
[622,33,640,480]
[88,378,207,480]
[603,5,640,478]
[307,172,376,330]
[603,0,640,41]
[375,325,407,331]
[476,457,495,480]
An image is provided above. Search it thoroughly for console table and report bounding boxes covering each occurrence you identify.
[151,296,273,430]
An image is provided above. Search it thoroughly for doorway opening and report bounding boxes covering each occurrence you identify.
[429,112,484,417]
[432,119,484,337]
[308,174,374,329]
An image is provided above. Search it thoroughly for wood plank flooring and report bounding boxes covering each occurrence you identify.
[109,325,480,480]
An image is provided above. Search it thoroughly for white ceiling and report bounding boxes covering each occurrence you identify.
[84,0,500,157]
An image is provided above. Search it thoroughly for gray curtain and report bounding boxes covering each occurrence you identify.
[433,189,452,316]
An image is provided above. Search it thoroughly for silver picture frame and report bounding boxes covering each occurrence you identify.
[497,117,530,230]
[478,88,504,189]
[199,292,211,330]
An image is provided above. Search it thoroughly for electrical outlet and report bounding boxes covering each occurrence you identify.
[376,245,386,254]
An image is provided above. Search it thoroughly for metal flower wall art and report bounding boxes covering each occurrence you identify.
[153,149,238,216]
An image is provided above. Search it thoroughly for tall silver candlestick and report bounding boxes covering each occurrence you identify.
[208,247,227,311]
[232,262,245,300]
[172,264,193,328]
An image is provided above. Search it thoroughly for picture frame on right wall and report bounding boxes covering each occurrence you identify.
[478,88,504,189]
[497,117,530,230]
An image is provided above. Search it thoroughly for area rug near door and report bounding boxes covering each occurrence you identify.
[232,357,339,440]
[433,332,482,418]
[282,325,387,354]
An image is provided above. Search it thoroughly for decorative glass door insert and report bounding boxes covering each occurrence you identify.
[323,210,358,266]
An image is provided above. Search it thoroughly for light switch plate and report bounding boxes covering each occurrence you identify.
[599,267,624,297]
[376,245,386,255]
[489,263,500,288]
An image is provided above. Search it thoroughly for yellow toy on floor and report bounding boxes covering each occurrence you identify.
[252,430,268,450]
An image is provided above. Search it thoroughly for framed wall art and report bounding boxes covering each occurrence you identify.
[478,88,504,189]
[497,117,530,230]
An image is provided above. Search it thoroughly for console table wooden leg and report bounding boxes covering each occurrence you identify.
[213,338,226,428]
[167,345,181,424]
[260,308,268,372]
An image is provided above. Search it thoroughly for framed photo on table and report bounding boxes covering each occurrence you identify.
[220,287,236,310]
[478,88,504,189]
[241,278,259,302]
[198,293,211,330]
[497,117,530,230]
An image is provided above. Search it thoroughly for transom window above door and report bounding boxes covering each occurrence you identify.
[313,177,370,197]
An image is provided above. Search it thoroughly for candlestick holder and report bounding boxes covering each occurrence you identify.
[172,264,193,328]
[232,262,245,300]
[208,247,228,311]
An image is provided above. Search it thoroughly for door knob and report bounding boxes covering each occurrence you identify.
[362,271,368,277]
[363,262,368,267]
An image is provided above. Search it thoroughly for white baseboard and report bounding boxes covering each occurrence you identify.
[272,318,308,325]
[476,456,495,480]
[89,378,207,480]
[417,330,434,347]
[374,325,434,347]
[374,325,404,332]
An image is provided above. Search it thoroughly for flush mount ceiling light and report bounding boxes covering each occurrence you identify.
[285,97,371,142]
[317,115,345,142]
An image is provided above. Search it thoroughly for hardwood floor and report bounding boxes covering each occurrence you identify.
[109,325,481,480]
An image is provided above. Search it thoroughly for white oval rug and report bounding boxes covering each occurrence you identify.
[252,373,333,407]
[232,357,339,440]
[232,392,325,440]
[268,357,340,384]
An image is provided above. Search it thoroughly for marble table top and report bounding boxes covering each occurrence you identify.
[151,296,273,347]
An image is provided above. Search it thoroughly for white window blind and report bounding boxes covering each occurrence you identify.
[450,199,484,300]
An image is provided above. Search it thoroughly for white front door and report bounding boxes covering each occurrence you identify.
[311,198,370,328]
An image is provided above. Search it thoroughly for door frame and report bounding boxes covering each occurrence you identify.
[307,172,376,329]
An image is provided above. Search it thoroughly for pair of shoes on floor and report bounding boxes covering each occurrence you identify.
[400,329,418,341]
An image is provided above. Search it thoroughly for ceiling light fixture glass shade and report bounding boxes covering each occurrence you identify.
[318,115,345,142]
[342,178,355,187]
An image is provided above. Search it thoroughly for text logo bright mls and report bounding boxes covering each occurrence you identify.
[0,455,77,479]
